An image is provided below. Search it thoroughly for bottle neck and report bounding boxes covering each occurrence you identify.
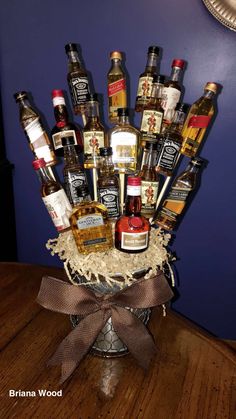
[54,105,69,124]
[67,50,81,64]
[170,109,186,133]
[142,147,156,169]
[87,101,100,121]
[100,154,115,176]
[18,97,30,109]
[150,82,163,103]
[145,53,158,72]
[125,194,142,216]
[170,66,182,82]
[118,115,130,125]
[36,166,55,185]
[63,145,80,166]
[204,90,215,100]
[186,163,201,175]
[111,58,121,68]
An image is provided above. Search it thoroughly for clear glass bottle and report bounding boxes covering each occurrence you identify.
[107,51,127,123]
[97,147,120,220]
[139,142,160,218]
[65,43,90,117]
[135,46,160,112]
[51,89,83,156]
[161,59,185,132]
[14,91,57,166]
[83,93,106,169]
[32,158,72,232]
[155,102,189,177]
[62,136,90,206]
[108,108,140,173]
[180,82,218,157]
[154,157,204,231]
[115,176,150,253]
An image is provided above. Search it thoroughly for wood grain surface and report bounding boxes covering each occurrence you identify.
[0,262,235,419]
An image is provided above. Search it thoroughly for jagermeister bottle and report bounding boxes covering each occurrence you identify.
[107,51,127,123]
[180,82,218,157]
[139,142,160,218]
[153,157,204,231]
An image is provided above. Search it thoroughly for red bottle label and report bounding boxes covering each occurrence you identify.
[108,79,126,97]
[188,115,211,128]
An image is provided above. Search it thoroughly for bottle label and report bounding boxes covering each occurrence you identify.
[168,186,191,202]
[137,76,153,98]
[83,131,105,154]
[161,87,181,120]
[108,78,126,97]
[140,110,163,135]
[157,139,181,172]
[52,96,66,107]
[77,214,104,230]
[111,132,137,164]
[52,130,77,150]
[25,118,44,143]
[188,115,211,128]
[98,187,120,218]
[64,171,87,205]
[141,181,159,209]
[42,189,72,231]
[35,145,54,163]
[127,185,141,196]
[69,76,90,106]
[121,231,149,250]
[160,186,192,220]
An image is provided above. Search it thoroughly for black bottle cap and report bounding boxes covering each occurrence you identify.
[61,136,75,147]
[117,107,129,117]
[65,43,78,53]
[14,91,28,101]
[152,74,165,84]
[100,147,113,156]
[148,46,159,55]
[86,93,98,102]
[190,157,204,167]
[175,102,189,114]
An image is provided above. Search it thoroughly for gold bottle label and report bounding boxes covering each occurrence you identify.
[121,231,149,250]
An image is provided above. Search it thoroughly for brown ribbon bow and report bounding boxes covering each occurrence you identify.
[37,271,174,383]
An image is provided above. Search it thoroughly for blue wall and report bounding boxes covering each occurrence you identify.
[1,0,236,339]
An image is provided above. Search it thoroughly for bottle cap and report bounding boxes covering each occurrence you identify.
[51,89,64,98]
[127,176,141,186]
[110,51,122,60]
[148,46,159,55]
[175,102,189,113]
[100,147,113,156]
[190,157,204,167]
[172,59,185,69]
[86,93,98,102]
[32,158,46,170]
[117,107,129,117]
[205,82,218,94]
[14,91,28,101]
[153,74,165,84]
[65,43,78,53]
[61,136,75,146]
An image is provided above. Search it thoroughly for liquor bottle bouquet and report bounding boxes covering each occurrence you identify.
[15,43,218,382]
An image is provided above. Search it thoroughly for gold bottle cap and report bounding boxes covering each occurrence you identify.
[110,51,122,60]
[205,82,218,94]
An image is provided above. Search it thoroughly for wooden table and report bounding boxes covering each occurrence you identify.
[0,262,235,419]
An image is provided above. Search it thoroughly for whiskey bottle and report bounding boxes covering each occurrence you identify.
[65,43,90,116]
[51,89,83,156]
[97,147,120,220]
[83,93,106,168]
[139,142,160,218]
[107,51,127,123]
[180,82,218,157]
[155,102,189,177]
[32,158,72,232]
[135,46,160,112]
[14,91,57,166]
[62,136,90,206]
[153,157,204,231]
[115,176,150,253]
[140,74,165,144]
[108,108,140,173]
[70,200,113,255]
[161,59,185,132]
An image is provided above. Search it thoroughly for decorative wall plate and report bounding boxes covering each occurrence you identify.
[202,0,236,31]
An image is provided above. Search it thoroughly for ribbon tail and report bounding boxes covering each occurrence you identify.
[112,307,157,370]
[47,310,110,383]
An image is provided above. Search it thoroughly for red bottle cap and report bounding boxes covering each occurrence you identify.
[172,59,185,69]
[32,158,46,170]
[127,176,141,186]
[51,89,64,98]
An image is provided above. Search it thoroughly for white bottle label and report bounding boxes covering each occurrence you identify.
[111,132,137,163]
[25,118,44,144]
[35,145,53,163]
[141,110,163,134]
[161,87,181,120]
[83,131,104,154]
[77,214,104,230]
[127,185,141,196]
[137,76,153,98]
[121,231,149,250]
[42,189,72,231]
[141,181,159,208]
[52,96,66,107]
[52,130,77,150]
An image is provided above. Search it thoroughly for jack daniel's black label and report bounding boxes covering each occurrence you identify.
[98,187,120,218]
[69,76,90,106]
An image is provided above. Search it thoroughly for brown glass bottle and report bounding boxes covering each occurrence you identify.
[135,46,160,112]
[51,89,83,156]
[139,142,160,218]
[115,176,150,253]
[32,158,72,232]
[14,91,57,166]
[107,51,127,123]
[154,157,204,231]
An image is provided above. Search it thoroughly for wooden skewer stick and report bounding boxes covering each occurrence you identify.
[92,167,98,201]
[119,172,125,215]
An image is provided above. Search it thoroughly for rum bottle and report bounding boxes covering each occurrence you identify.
[135,46,160,112]
[180,82,218,157]
[139,142,160,218]
[161,59,185,131]
[83,94,106,169]
[97,147,120,220]
[32,158,72,232]
[51,89,83,156]
[154,157,204,231]
[108,108,140,173]
[107,51,127,123]
[14,92,57,166]
[115,176,150,253]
